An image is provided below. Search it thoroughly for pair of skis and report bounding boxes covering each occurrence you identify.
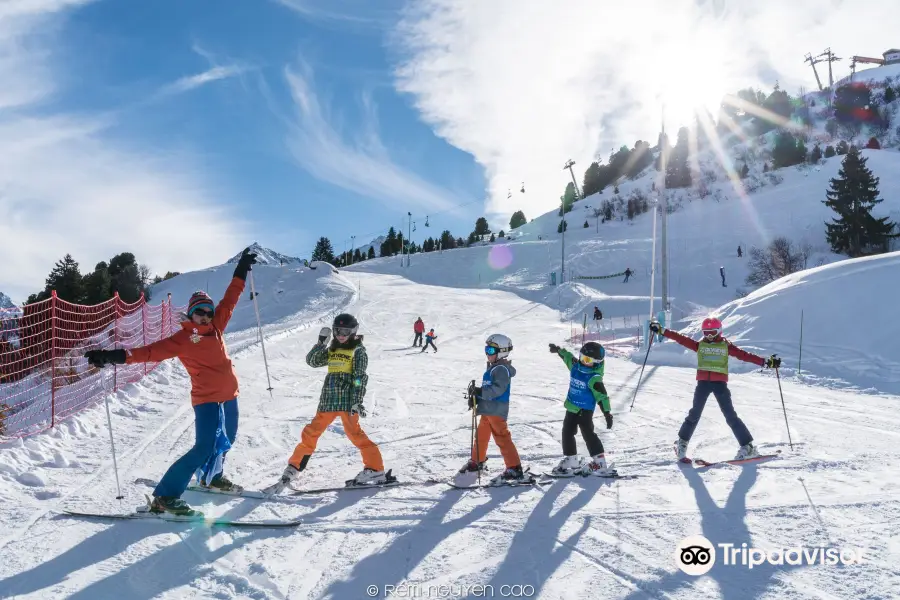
[679,449,783,468]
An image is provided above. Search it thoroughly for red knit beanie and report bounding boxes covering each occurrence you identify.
[188,291,214,317]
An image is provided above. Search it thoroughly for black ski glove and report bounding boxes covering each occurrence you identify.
[649,321,663,334]
[233,247,258,281]
[549,343,560,354]
[765,355,781,369]
[603,411,613,429]
[84,349,126,368]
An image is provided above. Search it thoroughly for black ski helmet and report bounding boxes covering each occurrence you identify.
[580,341,605,362]
[333,313,359,335]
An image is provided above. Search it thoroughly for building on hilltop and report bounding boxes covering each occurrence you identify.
[884,49,900,65]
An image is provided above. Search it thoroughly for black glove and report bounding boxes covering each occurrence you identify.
[233,248,258,281]
[84,349,126,369]
[765,355,781,369]
[549,343,560,354]
[649,321,663,334]
[603,411,613,429]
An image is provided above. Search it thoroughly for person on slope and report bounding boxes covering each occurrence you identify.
[548,341,615,476]
[413,317,425,347]
[267,313,391,493]
[649,317,781,461]
[460,334,528,484]
[84,248,258,516]
[421,328,437,353]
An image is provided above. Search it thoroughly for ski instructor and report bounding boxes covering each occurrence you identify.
[84,247,258,516]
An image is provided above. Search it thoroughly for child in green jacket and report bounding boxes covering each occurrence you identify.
[549,341,615,476]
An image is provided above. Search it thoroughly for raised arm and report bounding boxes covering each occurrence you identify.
[660,328,700,352]
[212,277,245,331]
[125,331,187,364]
[727,342,766,367]
[305,342,330,368]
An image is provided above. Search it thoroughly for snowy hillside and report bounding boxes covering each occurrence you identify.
[226,242,305,266]
[1,268,898,599]
[833,62,900,88]
[0,292,14,310]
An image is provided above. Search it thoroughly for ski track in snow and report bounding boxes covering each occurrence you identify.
[1,271,899,599]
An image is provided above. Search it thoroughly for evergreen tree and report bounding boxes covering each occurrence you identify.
[763,162,769,173]
[509,210,527,230]
[353,248,362,263]
[884,86,896,104]
[489,233,496,242]
[772,131,803,168]
[498,230,505,238]
[582,162,603,197]
[823,147,897,257]
[456,236,465,247]
[474,217,491,236]
[824,145,836,158]
[558,183,576,215]
[367,246,376,260]
[836,140,850,155]
[440,230,455,249]
[810,144,823,163]
[866,137,881,149]
[740,164,750,178]
[467,231,478,246]
[583,220,589,228]
[82,261,112,305]
[108,252,143,303]
[41,254,85,303]
[626,198,635,220]
[557,219,567,233]
[665,127,692,188]
[312,237,335,263]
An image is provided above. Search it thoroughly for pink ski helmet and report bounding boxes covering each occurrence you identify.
[701,317,722,339]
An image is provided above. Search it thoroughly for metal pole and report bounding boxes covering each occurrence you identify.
[350,235,356,265]
[407,212,412,267]
[102,370,124,499]
[563,159,581,198]
[660,104,669,313]
[649,203,658,328]
[798,310,804,375]
[249,272,274,395]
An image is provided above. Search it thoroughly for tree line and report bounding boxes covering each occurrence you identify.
[25,252,165,306]
[310,212,528,267]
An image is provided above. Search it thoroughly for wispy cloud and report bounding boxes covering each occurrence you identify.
[0,1,246,302]
[273,0,398,29]
[157,44,249,97]
[281,60,460,212]
[393,0,899,221]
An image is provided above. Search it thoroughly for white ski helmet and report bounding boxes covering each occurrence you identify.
[485,333,513,359]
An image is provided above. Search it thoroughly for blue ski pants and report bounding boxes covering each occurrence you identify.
[678,381,752,446]
[154,398,239,498]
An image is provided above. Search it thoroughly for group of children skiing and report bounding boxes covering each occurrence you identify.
[84,248,783,516]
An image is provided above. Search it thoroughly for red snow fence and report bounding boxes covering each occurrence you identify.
[0,292,185,437]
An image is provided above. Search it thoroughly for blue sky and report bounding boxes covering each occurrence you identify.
[1,0,896,302]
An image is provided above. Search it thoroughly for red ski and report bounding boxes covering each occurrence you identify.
[693,450,782,467]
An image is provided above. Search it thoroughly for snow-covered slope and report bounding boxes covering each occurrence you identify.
[1,270,897,599]
[226,242,306,266]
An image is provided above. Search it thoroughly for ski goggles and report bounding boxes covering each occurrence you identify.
[192,308,214,318]
[485,345,500,356]
[702,329,720,338]
[579,354,599,366]
[334,327,355,337]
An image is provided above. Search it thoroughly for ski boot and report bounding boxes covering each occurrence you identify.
[490,465,531,486]
[203,474,244,493]
[458,459,488,474]
[580,453,617,477]
[149,495,202,517]
[734,443,760,461]
[350,467,395,486]
[674,438,689,462]
[263,464,303,495]
[552,455,584,475]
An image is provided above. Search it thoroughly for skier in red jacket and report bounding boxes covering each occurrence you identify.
[413,317,425,347]
[649,317,780,461]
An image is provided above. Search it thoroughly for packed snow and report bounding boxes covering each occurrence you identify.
[1,241,898,598]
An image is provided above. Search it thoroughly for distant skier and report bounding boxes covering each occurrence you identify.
[720,266,727,287]
[737,246,742,258]
[413,317,425,347]
[548,342,615,476]
[461,334,528,484]
[421,328,437,353]
[84,248,258,516]
[649,317,780,461]
[623,268,633,283]
[593,306,602,321]
[266,313,392,494]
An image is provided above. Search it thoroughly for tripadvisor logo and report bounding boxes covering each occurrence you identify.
[675,536,867,575]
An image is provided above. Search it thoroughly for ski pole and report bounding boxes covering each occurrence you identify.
[249,272,274,396]
[629,331,654,412]
[774,361,794,450]
[102,369,124,500]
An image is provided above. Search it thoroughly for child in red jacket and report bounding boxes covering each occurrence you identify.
[84,248,257,516]
[649,317,780,461]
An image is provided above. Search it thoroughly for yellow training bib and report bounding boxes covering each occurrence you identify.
[327,347,358,374]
